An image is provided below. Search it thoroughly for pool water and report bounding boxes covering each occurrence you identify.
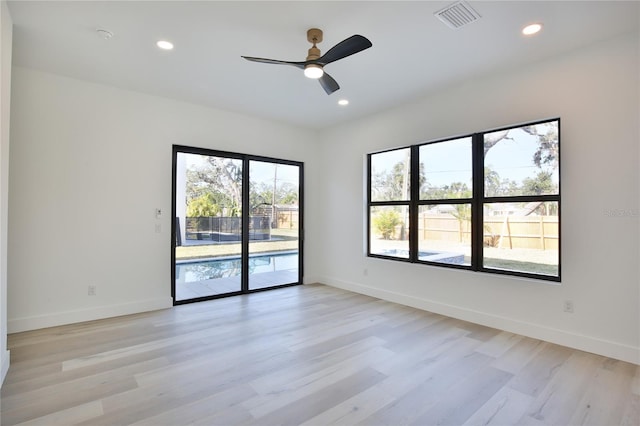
[379,249,466,265]
[176,253,298,283]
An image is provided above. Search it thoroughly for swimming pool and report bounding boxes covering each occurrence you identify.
[176,252,298,283]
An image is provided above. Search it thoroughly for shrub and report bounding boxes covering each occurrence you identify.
[373,210,401,240]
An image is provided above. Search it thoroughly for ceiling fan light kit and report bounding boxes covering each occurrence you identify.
[242,28,372,95]
[304,64,323,79]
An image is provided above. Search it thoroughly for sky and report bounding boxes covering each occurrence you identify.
[372,121,559,188]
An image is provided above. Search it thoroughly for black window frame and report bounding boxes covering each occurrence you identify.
[367,118,561,282]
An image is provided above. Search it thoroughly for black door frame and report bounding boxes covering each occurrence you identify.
[171,145,304,305]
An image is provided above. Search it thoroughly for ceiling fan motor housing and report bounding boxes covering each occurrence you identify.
[306,46,321,61]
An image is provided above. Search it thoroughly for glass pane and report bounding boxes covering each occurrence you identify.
[418,205,471,266]
[175,153,243,300]
[369,205,410,258]
[370,148,411,202]
[419,137,472,200]
[248,161,300,290]
[484,120,559,197]
[483,202,559,277]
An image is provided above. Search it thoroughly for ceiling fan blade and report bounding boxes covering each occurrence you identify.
[319,72,340,95]
[241,56,305,69]
[317,35,372,65]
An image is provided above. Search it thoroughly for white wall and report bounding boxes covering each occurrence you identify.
[317,33,640,364]
[8,68,321,332]
[0,0,11,386]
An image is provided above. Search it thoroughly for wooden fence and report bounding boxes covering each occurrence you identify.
[414,214,558,250]
[276,210,299,229]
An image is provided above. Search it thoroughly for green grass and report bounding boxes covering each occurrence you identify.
[176,228,299,260]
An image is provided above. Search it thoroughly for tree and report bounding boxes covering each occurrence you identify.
[483,122,559,198]
[372,164,409,201]
[424,181,470,200]
[484,130,512,157]
[186,158,243,216]
[522,171,556,195]
[249,181,299,210]
[484,123,559,170]
[484,166,520,197]
[277,182,299,205]
[372,155,424,202]
[186,193,220,217]
[523,125,559,170]
[484,167,502,197]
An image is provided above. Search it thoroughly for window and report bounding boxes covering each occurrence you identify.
[367,118,560,281]
[368,148,411,259]
[418,136,473,267]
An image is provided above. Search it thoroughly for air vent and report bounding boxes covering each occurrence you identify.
[434,1,481,29]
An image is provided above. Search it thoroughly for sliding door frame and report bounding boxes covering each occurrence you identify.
[171,145,304,305]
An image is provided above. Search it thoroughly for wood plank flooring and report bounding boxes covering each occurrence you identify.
[1,284,638,425]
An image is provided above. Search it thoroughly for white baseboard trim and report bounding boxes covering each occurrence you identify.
[322,277,640,365]
[1,350,9,387]
[8,297,173,334]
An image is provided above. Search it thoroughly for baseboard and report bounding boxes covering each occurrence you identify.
[1,350,9,387]
[322,277,640,365]
[8,297,173,334]
[302,276,322,285]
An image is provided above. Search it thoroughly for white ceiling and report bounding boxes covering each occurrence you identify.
[7,1,639,130]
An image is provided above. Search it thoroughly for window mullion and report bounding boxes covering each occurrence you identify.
[366,154,372,256]
[409,145,420,262]
[472,133,484,272]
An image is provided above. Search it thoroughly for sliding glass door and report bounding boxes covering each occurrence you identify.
[172,146,302,304]
[248,160,301,290]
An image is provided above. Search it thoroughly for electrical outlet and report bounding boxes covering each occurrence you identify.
[563,300,574,313]
[155,224,161,233]
[88,285,96,296]
[363,268,368,276]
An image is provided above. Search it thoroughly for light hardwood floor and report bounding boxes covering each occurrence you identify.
[1,284,638,426]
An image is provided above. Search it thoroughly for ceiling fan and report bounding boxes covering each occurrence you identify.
[242,29,372,95]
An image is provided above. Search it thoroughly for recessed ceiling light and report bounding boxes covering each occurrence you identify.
[157,40,174,50]
[522,23,542,36]
[338,99,349,106]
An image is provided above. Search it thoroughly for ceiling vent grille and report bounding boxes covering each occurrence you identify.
[434,1,481,29]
